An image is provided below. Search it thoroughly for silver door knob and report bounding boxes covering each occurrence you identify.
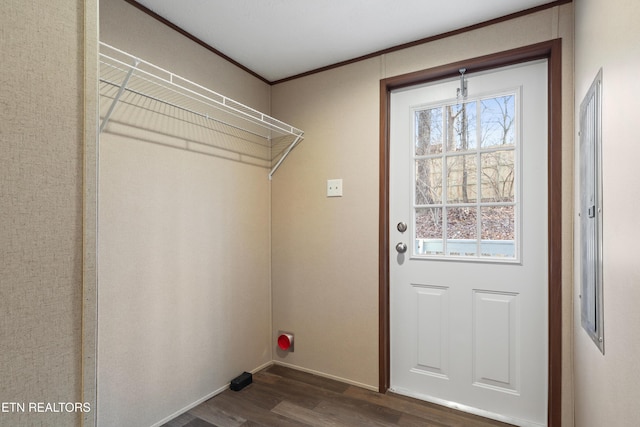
[397,222,407,233]
[395,242,407,253]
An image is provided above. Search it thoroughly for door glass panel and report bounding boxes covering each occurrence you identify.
[415,208,443,255]
[480,206,515,258]
[415,108,443,155]
[447,154,477,203]
[480,150,515,203]
[415,158,443,205]
[480,95,516,148]
[446,207,478,257]
[412,91,519,260]
[446,102,477,151]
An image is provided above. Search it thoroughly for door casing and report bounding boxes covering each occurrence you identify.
[379,39,563,427]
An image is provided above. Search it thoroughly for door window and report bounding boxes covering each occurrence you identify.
[413,92,519,260]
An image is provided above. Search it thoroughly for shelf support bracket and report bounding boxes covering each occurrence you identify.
[100,58,140,133]
[269,133,304,180]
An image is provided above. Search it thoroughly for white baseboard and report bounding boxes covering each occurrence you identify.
[250,360,275,374]
[272,360,378,392]
[151,383,228,427]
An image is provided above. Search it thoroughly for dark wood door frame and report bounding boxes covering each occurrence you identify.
[379,39,563,427]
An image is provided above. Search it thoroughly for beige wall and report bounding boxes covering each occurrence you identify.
[1,0,92,426]
[3,1,593,425]
[271,56,383,388]
[99,0,270,111]
[574,0,640,426]
[97,1,274,425]
[271,4,575,424]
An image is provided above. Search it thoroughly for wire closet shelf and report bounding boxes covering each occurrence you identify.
[98,42,304,179]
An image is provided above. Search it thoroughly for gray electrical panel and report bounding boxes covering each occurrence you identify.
[579,68,604,354]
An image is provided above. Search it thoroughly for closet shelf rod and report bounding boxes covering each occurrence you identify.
[100,78,272,142]
[100,43,304,139]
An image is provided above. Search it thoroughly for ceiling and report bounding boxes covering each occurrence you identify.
[133,0,557,83]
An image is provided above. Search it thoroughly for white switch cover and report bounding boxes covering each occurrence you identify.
[327,179,343,197]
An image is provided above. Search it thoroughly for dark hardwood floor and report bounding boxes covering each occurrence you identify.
[162,365,515,427]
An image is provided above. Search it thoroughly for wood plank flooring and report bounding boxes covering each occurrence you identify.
[162,365,515,427]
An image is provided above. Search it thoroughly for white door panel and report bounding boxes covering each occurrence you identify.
[390,61,548,427]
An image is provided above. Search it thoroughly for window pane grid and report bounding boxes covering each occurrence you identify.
[413,91,518,260]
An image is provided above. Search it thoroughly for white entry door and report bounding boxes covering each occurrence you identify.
[390,60,548,427]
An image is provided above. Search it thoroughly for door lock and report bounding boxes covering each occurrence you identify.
[397,222,407,233]
[395,242,408,253]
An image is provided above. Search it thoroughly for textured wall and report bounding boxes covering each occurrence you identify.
[574,0,640,426]
[97,1,274,425]
[0,0,86,426]
[270,57,382,389]
[99,0,270,112]
[271,4,574,425]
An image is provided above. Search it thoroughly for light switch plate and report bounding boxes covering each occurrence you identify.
[327,179,343,197]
